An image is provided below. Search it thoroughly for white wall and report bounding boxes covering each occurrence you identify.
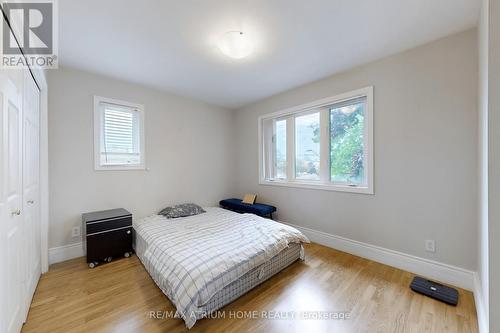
[477,0,489,330]
[488,0,500,330]
[233,30,478,270]
[47,67,235,248]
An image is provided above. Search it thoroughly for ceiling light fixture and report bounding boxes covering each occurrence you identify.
[217,31,253,59]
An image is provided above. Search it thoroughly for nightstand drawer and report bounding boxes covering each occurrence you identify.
[86,227,133,261]
[86,216,132,234]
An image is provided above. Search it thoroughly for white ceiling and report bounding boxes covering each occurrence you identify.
[59,0,480,109]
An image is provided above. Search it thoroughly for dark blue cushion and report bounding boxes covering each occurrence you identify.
[219,198,276,216]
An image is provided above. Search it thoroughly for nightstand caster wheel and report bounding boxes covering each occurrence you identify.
[88,262,97,269]
[104,256,112,263]
[124,252,130,258]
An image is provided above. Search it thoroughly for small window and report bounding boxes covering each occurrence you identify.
[259,87,373,194]
[94,96,145,170]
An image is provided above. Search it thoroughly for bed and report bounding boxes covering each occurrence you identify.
[133,207,309,329]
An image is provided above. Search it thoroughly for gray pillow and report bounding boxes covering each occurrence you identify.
[159,203,206,219]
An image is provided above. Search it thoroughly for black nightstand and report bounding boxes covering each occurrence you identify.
[82,208,133,268]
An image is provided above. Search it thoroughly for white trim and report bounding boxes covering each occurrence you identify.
[95,164,146,171]
[473,272,489,333]
[286,117,295,180]
[259,87,373,120]
[283,222,475,290]
[319,109,330,181]
[258,86,374,195]
[93,96,146,171]
[30,68,49,274]
[365,86,374,193]
[259,179,373,194]
[48,242,84,265]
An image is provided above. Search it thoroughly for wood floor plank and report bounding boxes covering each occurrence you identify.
[21,243,478,333]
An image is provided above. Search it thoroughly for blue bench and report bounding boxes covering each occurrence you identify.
[219,198,277,219]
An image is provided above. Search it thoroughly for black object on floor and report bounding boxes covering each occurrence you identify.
[410,276,459,306]
[82,208,133,268]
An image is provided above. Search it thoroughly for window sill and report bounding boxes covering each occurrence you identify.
[259,179,374,194]
[94,164,146,171]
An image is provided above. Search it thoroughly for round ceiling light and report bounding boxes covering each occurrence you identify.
[217,31,253,59]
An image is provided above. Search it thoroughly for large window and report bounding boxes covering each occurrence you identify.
[94,96,145,170]
[259,87,373,194]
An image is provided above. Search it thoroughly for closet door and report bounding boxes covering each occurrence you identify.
[0,69,5,333]
[0,69,25,333]
[22,70,41,314]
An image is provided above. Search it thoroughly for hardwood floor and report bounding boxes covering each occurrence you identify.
[22,243,478,333]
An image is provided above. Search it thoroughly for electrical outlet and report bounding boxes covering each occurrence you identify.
[71,226,81,238]
[425,240,436,253]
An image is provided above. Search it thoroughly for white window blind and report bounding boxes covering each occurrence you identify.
[101,104,140,165]
[94,96,145,170]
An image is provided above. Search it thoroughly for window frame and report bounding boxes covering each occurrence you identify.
[258,86,374,194]
[93,95,146,171]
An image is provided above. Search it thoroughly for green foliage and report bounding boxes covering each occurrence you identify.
[310,104,364,183]
[330,110,364,182]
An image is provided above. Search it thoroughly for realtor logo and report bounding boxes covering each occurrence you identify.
[1,0,58,68]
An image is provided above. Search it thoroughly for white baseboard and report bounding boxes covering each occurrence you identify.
[48,242,84,265]
[284,222,475,291]
[473,272,489,333]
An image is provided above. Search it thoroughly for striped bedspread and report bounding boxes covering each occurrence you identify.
[133,207,309,329]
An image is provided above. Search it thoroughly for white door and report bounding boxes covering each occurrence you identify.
[22,70,41,317]
[0,69,25,333]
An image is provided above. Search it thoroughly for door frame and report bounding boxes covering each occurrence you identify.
[30,69,49,273]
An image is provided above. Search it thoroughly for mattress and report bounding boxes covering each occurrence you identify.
[199,242,301,313]
[132,208,308,328]
[135,230,301,317]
